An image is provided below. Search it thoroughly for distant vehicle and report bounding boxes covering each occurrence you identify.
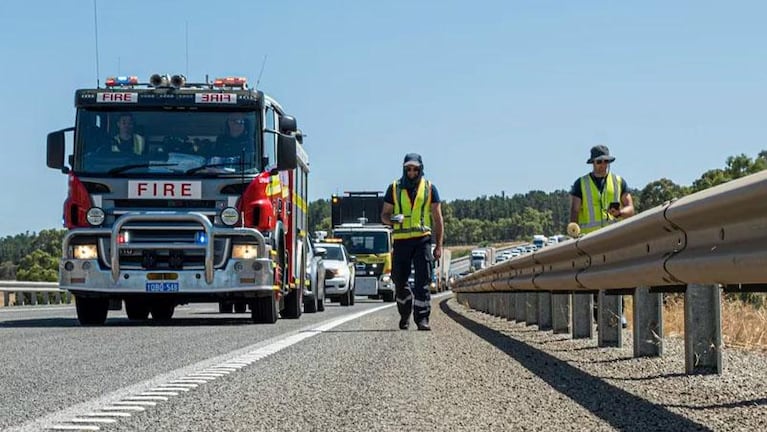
[532,235,548,249]
[470,247,496,270]
[315,242,356,306]
[433,246,452,293]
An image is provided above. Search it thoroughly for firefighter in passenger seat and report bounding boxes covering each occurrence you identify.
[381,153,444,331]
[111,113,145,156]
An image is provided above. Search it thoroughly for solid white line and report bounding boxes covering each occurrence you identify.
[140,391,179,397]
[110,401,157,407]
[98,406,145,412]
[122,396,169,401]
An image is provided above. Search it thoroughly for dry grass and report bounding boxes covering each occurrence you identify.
[626,294,767,351]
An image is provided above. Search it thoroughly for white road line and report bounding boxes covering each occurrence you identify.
[10,302,403,432]
[83,412,131,417]
[47,425,100,431]
[68,418,118,424]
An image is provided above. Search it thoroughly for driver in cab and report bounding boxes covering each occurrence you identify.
[215,113,252,159]
[111,113,144,156]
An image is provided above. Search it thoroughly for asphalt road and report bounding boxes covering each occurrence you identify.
[4,293,767,431]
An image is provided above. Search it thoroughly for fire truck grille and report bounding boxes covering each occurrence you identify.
[114,199,216,209]
[100,232,229,270]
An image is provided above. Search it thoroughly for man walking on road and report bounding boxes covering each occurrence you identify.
[381,153,444,331]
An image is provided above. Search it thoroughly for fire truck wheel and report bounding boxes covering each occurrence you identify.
[251,295,278,324]
[304,294,318,313]
[75,296,109,326]
[234,302,247,314]
[151,303,175,321]
[125,299,150,320]
[218,302,234,314]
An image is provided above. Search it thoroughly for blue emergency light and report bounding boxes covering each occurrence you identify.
[105,76,139,87]
[195,232,208,245]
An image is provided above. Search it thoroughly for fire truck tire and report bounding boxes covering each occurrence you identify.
[151,303,175,321]
[304,294,318,313]
[125,299,150,320]
[251,295,278,324]
[218,302,234,313]
[234,302,247,314]
[75,297,109,326]
[382,291,395,303]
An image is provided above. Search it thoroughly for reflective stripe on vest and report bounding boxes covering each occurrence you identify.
[112,135,144,155]
[578,173,622,234]
[392,178,432,240]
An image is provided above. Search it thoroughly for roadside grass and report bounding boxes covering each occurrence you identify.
[625,294,767,351]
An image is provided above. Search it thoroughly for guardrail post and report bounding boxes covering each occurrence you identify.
[29,292,37,305]
[685,284,723,375]
[526,292,538,326]
[507,292,516,321]
[597,290,622,348]
[515,292,526,323]
[52,291,61,304]
[2,292,9,307]
[15,291,25,306]
[633,286,663,357]
[551,292,571,334]
[499,293,509,319]
[490,294,498,317]
[65,291,73,304]
[494,293,502,317]
[572,293,594,339]
[537,292,552,331]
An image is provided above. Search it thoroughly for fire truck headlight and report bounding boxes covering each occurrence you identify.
[86,207,105,226]
[73,245,98,260]
[220,207,240,226]
[232,244,258,259]
[381,274,391,283]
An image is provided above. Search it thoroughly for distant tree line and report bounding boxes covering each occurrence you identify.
[1,151,764,281]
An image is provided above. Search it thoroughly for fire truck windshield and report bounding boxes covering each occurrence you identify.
[74,109,261,176]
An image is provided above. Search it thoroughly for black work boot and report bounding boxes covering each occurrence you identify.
[399,315,410,330]
[416,318,431,331]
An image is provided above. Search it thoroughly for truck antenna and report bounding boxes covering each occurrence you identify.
[185,21,189,77]
[255,55,268,90]
[93,0,101,87]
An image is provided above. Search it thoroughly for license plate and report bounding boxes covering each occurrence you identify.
[146,282,180,292]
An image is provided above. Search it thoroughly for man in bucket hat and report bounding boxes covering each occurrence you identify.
[569,145,634,234]
[381,153,444,331]
[569,145,635,329]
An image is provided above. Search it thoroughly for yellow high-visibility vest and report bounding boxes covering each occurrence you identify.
[392,178,432,241]
[578,173,622,234]
[112,135,144,155]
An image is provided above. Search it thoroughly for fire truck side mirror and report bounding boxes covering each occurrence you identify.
[277,134,297,171]
[279,115,297,134]
[47,129,69,172]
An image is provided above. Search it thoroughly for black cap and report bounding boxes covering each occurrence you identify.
[403,153,423,167]
[587,145,616,164]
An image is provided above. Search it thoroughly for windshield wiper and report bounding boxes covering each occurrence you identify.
[184,163,235,175]
[108,163,178,175]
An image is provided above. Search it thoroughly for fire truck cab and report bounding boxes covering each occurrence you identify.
[46,74,310,325]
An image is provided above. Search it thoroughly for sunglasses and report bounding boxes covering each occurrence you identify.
[594,160,610,165]
[405,166,421,172]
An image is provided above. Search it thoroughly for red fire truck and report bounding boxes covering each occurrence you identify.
[46,74,311,325]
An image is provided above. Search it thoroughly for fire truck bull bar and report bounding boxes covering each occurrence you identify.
[103,211,267,284]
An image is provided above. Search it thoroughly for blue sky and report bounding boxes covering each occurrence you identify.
[1,1,766,236]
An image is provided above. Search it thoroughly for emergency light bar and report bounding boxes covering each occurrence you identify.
[213,77,248,89]
[105,76,139,87]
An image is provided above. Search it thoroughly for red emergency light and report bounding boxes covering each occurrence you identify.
[213,77,248,88]
[105,76,139,87]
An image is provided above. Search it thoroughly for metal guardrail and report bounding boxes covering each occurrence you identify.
[452,170,767,375]
[0,281,72,307]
